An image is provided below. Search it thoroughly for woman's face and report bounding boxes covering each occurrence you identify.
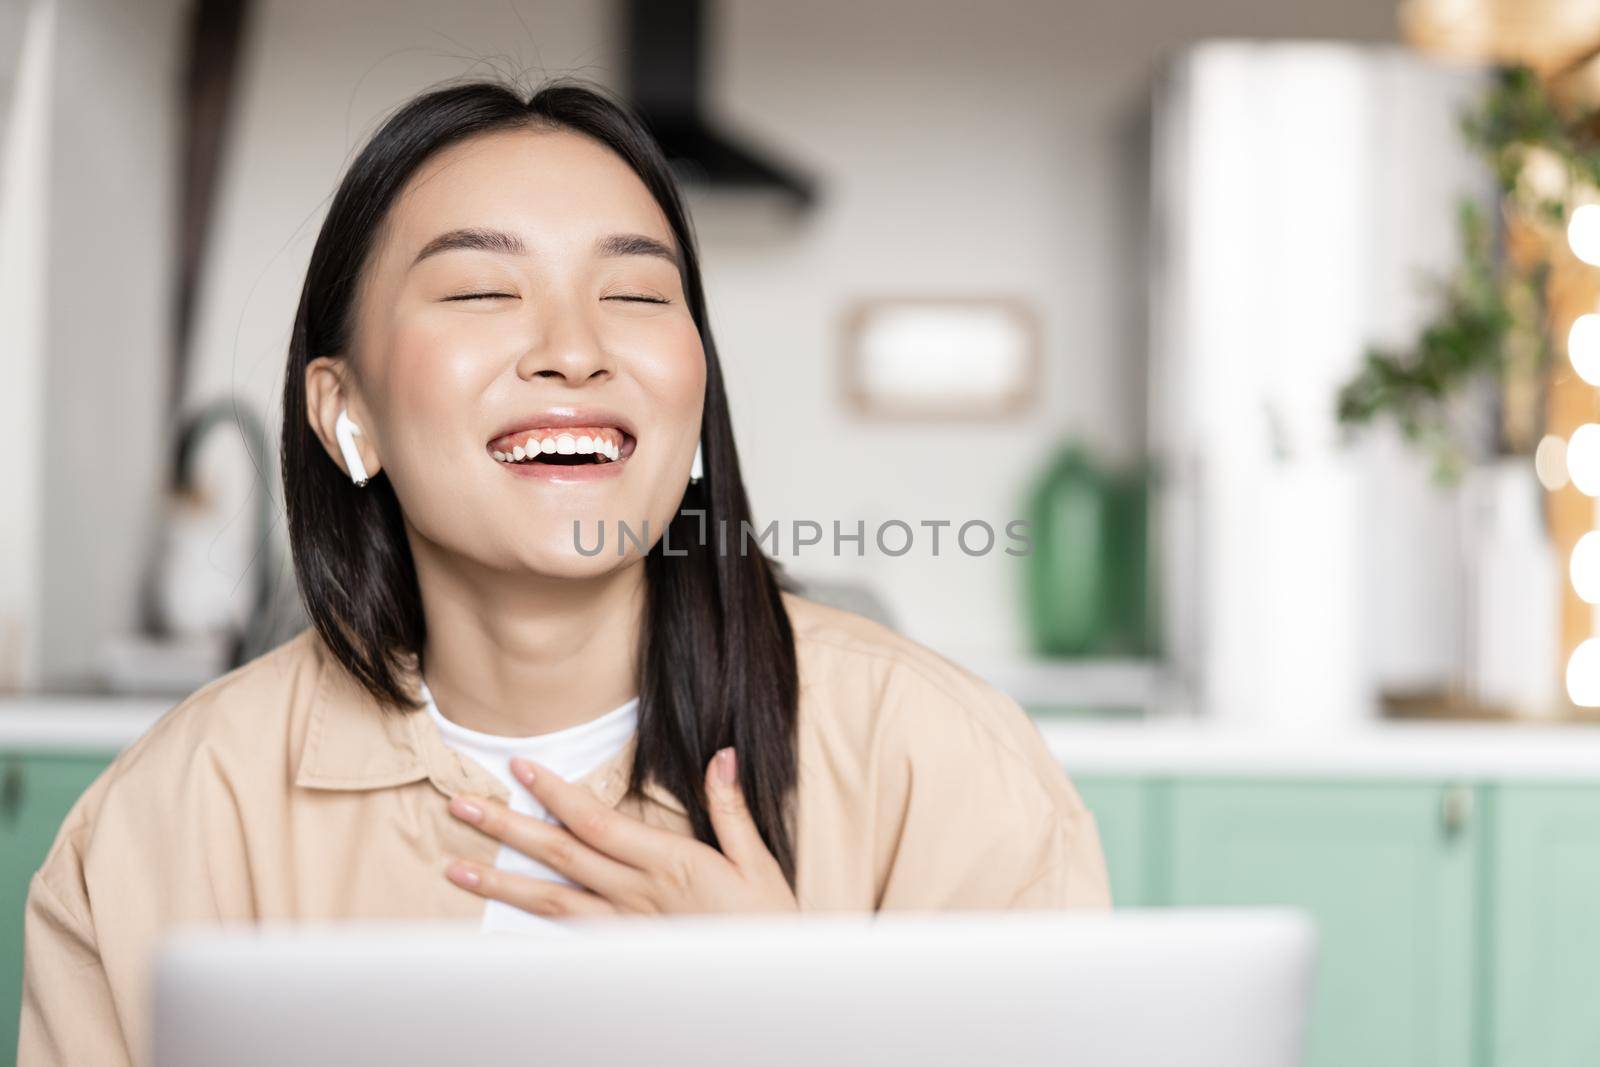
[311,126,706,578]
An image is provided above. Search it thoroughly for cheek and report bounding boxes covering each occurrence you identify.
[377,316,505,455]
[628,318,707,417]
[363,314,512,541]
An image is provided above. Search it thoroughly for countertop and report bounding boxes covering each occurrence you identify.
[1031,717,1600,780]
[4,695,1600,780]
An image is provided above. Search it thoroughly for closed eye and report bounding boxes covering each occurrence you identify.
[442,292,669,304]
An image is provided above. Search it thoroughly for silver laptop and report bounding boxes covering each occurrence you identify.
[152,908,1316,1067]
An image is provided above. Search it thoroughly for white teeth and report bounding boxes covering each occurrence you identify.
[493,430,627,463]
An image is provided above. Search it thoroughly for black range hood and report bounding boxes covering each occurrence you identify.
[623,0,818,212]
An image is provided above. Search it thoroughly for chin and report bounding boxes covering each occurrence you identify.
[498,525,655,579]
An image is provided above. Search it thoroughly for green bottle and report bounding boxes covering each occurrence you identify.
[1023,444,1154,657]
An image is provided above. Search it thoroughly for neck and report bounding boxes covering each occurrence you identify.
[410,532,645,738]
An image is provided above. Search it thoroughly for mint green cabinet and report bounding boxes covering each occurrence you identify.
[1072,775,1600,1067]
[1164,781,1478,1067]
[1484,785,1600,1066]
[1,753,112,1066]
[1072,777,1154,906]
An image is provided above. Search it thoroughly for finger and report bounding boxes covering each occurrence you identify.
[444,860,617,919]
[704,747,775,872]
[447,794,644,901]
[509,758,677,872]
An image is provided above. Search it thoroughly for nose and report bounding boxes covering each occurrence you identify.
[514,295,614,385]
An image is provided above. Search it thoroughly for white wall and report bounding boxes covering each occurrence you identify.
[0,0,56,690]
[36,0,185,688]
[0,0,184,689]
[186,0,1400,663]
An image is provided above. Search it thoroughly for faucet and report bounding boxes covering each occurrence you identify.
[140,396,279,670]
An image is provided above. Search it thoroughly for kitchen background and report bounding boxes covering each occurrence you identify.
[4,0,1600,1064]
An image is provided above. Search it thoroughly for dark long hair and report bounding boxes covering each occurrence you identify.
[280,78,801,884]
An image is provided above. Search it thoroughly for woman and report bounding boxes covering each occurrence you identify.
[18,79,1109,1066]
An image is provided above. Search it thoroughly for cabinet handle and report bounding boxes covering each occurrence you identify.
[0,757,22,825]
[1440,784,1472,838]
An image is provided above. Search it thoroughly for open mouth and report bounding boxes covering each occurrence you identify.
[488,426,635,467]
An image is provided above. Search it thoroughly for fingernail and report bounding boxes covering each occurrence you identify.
[449,796,484,823]
[446,862,480,888]
[510,757,536,784]
[715,747,736,785]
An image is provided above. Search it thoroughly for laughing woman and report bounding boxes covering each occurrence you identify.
[18,79,1109,1066]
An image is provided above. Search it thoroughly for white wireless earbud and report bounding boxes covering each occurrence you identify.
[689,443,704,485]
[334,407,370,487]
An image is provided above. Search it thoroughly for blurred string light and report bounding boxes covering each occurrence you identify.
[1572,532,1600,603]
[1570,205,1600,266]
[1570,314,1600,384]
[1536,433,1569,490]
[1568,638,1600,707]
[1563,423,1600,496]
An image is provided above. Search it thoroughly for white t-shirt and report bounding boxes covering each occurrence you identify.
[420,679,639,934]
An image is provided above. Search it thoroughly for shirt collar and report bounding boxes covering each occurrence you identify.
[292,631,686,817]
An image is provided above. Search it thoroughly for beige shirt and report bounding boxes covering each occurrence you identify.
[17,592,1110,1066]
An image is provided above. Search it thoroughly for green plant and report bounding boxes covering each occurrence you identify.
[1336,66,1564,486]
[1336,199,1526,484]
[1462,66,1600,213]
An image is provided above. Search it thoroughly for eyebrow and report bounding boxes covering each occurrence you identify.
[409,227,679,269]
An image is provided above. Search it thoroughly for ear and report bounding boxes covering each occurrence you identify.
[305,357,381,482]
